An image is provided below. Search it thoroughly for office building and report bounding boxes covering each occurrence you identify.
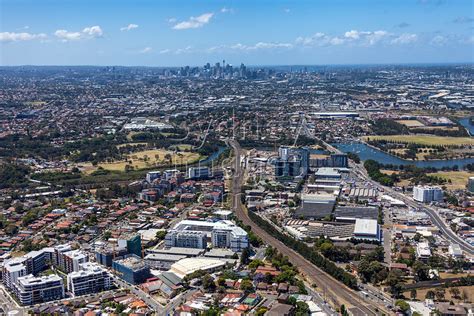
[67,262,111,297]
[187,166,210,179]
[311,154,348,168]
[413,186,443,203]
[274,147,310,179]
[112,255,150,285]
[14,274,64,305]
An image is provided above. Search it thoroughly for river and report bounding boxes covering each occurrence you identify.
[332,142,474,169]
[459,116,474,136]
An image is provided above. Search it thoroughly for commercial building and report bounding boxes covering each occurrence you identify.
[67,262,111,297]
[416,242,432,261]
[165,220,248,252]
[112,255,150,285]
[314,168,342,180]
[448,244,463,259]
[295,193,336,219]
[14,274,64,305]
[334,206,379,222]
[352,219,381,242]
[413,186,443,203]
[187,166,210,179]
[169,257,226,279]
[144,253,187,270]
[274,147,310,179]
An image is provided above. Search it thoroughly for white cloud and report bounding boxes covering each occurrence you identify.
[173,13,214,30]
[167,18,177,23]
[220,7,234,13]
[296,33,332,46]
[175,46,193,54]
[391,33,418,45]
[0,31,47,42]
[120,24,138,32]
[54,26,103,41]
[159,49,171,54]
[283,8,291,13]
[344,30,361,40]
[430,35,447,46]
[140,47,152,54]
[82,26,103,37]
[54,30,82,41]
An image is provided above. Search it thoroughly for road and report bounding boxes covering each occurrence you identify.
[228,139,389,316]
[321,137,474,256]
[351,162,474,256]
[0,285,23,316]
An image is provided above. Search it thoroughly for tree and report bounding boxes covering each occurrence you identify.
[435,288,446,301]
[202,274,216,292]
[426,290,435,299]
[412,261,430,281]
[155,230,167,241]
[295,301,309,315]
[449,287,460,299]
[240,247,250,265]
[240,279,254,294]
[395,299,410,314]
[410,289,418,300]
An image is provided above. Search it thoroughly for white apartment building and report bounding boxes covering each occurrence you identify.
[165,230,207,249]
[67,262,111,297]
[166,220,248,252]
[14,274,64,305]
[413,186,443,203]
[416,242,432,261]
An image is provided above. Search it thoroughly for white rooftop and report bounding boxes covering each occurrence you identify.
[353,219,379,236]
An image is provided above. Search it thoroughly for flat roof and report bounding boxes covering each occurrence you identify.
[353,219,379,236]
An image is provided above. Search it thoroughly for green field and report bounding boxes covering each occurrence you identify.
[427,171,473,190]
[363,135,474,146]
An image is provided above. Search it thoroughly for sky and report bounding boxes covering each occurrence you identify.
[0,0,473,66]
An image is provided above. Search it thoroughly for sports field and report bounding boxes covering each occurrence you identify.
[395,120,425,127]
[363,135,474,146]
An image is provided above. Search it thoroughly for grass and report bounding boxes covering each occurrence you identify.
[427,171,473,190]
[363,135,474,146]
[396,120,425,127]
[81,148,203,174]
[403,285,474,303]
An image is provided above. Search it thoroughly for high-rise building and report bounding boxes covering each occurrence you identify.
[118,234,142,258]
[274,146,310,179]
[413,186,443,203]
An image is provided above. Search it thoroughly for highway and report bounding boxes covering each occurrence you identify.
[350,162,474,256]
[228,139,389,316]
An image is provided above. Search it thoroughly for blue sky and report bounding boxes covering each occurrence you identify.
[1,0,473,66]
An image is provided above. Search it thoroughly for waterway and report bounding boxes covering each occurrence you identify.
[332,142,474,169]
[459,116,474,136]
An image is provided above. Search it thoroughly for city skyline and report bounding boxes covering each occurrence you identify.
[1,0,473,66]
